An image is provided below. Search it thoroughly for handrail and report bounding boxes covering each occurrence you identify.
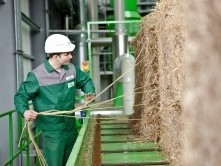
[0,109,15,118]
[0,110,40,166]
[3,132,41,166]
[0,110,15,166]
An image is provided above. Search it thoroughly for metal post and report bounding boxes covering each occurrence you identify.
[26,128,30,165]
[13,0,23,87]
[17,115,23,166]
[112,0,127,107]
[13,0,24,165]
[114,0,125,34]
[73,0,88,104]
[87,0,100,101]
[9,113,13,166]
[45,0,49,37]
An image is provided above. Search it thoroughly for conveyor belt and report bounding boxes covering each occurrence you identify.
[94,116,169,166]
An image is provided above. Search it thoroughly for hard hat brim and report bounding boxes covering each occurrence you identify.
[45,43,75,54]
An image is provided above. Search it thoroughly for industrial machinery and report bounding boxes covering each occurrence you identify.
[0,0,162,165]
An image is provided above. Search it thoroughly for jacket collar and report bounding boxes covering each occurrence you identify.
[44,60,69,73]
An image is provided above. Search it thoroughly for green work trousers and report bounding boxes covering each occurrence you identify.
[42,130,78,166]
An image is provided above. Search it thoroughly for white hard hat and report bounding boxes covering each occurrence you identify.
[44,34,75,53]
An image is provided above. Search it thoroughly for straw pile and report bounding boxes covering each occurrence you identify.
[76,118,95,165]
[156,1,184,165]
[131,12,161,141]
[132,0,185,165]
[182,0,221,165]
[130,0,221,165]
[129,31,144,132]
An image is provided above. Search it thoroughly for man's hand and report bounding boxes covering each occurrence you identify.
[23,110,38,121]
[85,94,95,106]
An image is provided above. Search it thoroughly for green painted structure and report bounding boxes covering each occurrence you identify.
[67,116,169,165]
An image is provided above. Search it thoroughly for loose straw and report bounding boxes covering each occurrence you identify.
[38,81,155,116]
[18,121,28,148]
[27,121,47,166]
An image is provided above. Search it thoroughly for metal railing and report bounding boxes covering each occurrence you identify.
[87,20,140,78]
[0,110,40,166]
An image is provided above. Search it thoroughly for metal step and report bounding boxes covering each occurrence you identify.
[102,151,168,165]
[101,129,131,135]
[100,117,169,165]
[101,123,129,129]
[101,142,160,153]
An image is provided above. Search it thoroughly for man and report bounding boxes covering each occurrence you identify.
[14,34,95,166]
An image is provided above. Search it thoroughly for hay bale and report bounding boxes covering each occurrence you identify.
[183,1,221,165]
[130,31,145,130]
[140,15,161,141]
[132,0,185,165]
[131,13,161,141]
[155,0,185,165]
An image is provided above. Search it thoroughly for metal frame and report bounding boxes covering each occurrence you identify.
[87,20,140,78]
[21,12,41,32]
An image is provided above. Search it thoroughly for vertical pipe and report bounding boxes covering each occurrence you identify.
[9,113,13,166]
[87,0,100,101]
[80,3,87,64]
[26,128,30,165]
[87,22,92,78]
[121,54,135,115]
[14,0,23,165]
[112,0,128,107]
[17,116,23,166]
[114,0,125,34]
[35,128,40,166]
[75,0,87,65]
[13,0,23,88]
[65,15,69,30]
[45,0,49,36]
[112,35,128,60]
[112,0,127,60]
[74,0,87,103]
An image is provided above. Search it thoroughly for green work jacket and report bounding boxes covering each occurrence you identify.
[14,60,95,131]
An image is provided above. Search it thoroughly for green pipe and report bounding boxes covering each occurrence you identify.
[17,115,22,144]
[17,115,22,166]
[0,110,15,118]
[26,128,30,165]
[9,113,13,166]
[1,109,42,165]
[3,132,41,166]
[35,128,40,166]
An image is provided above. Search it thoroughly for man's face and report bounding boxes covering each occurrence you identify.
[56,52,73,65]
